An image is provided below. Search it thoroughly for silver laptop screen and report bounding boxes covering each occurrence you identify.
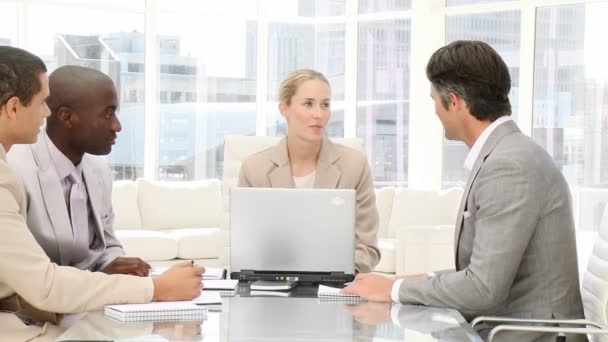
[230,187,356,274]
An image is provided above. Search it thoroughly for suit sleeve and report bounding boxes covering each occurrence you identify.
[0,187,154,313]
[354,159,381,273]
[92,166,125,271]
[397,157,539,313]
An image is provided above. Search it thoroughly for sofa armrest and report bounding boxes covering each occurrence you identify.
[394,225,455,275]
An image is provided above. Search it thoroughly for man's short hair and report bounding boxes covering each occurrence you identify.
[426,40,511,121]
[0,46,47,106]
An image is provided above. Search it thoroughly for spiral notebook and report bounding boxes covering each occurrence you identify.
[317,285,364,303]
[104,292,222,322]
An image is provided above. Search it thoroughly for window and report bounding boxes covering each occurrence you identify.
[447,0,512,6]
[0,1,17,46]
[24,3,146,181]
[442,10,521,188]
[264,0,345,17]
[359,0,411,13]
[156,12,257,180]
[358,19,411,185]
[534,3,608,232]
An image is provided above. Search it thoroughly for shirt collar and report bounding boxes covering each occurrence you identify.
[45,132,83,181]
[463,115,512,171]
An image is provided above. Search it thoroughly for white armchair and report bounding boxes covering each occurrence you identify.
[374,187,463,274]
[472,207,608,341]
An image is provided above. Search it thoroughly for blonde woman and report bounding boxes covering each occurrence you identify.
[238,69,380,273]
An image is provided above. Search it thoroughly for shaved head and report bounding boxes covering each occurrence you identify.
[45,65,121,164]
[46,65,115,125]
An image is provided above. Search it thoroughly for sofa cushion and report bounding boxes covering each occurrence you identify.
[395,225,455,274]
[374,238,396,273]
[375,187,395,239]
[137,179,222,230]
[388,188,462,238]
[115,230,178,261]
[167,228,223,259]
[111,180,141,229]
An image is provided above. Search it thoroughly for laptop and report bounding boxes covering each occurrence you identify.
[230,187,356,284]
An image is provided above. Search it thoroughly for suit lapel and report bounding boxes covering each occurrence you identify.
[82,156,106,246]
[314,137,341,188]
[453,121,520,268]
[268,137,295,188]
[31,137,73,266]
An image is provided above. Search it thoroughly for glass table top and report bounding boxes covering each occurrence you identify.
[57,284,482,341]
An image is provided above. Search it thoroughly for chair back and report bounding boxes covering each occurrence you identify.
[581,207,608,333]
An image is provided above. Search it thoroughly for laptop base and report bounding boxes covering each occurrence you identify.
[231,270,354,285]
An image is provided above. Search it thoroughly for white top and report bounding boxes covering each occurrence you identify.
[463,115,512,171]
[293,171,316,189]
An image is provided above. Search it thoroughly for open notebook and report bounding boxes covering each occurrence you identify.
[104,292,222,322]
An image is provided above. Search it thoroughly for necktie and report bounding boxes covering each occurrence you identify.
[67,172,90,263]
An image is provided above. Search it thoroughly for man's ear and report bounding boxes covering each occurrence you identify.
[3,96,20,119]
[448,92,465,110]
[56,106,75,128]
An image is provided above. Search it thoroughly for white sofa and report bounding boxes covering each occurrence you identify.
[111,178,226,268]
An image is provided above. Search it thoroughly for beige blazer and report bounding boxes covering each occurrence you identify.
[0,145,153,342]
[238,136,380,273]
[7,134,124,271]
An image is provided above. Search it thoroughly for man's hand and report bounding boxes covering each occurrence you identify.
[101,257,151,277]
[341,273,395,302]
[152,261,205,302]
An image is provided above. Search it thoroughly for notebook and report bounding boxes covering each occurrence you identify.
[104,292,222,322]
[317,285,364,303]
[150,266,227,280]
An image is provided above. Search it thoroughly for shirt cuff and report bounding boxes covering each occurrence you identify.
[390,303,401,327]
[391,279,404,303]
[427,272,436,277]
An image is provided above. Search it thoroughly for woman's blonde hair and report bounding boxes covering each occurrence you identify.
[279,69,330,106]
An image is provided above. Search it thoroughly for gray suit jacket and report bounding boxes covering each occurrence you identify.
[397,121,584,324]
[7,134,124,271]
[0,145,153,342]
[238,136,381,273]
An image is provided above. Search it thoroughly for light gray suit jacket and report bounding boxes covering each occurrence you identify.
[7,134,124,271]
[238,136,381,273]
[0,145,153,342]
[397,121,584,326]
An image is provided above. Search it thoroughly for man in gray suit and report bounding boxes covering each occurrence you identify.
[344,40,584,340]
[8,65,150,276]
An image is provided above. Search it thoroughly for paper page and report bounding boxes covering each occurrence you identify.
[203,279,238,290]
[317,284,361,298]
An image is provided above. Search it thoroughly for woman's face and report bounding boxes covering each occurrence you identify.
[280,79,331,143]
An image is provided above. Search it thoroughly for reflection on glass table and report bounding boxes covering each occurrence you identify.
[58,284,481,341]
[57,310,208,342]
